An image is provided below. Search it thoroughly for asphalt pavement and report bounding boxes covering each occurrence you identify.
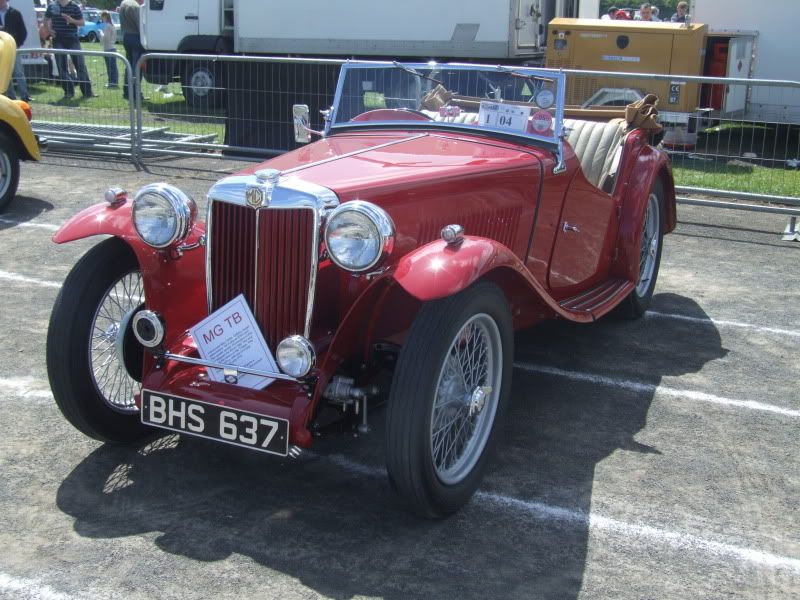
[0,156,798,599]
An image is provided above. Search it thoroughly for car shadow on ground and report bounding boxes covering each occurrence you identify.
[0,196,54,230]
[55,293,725,599]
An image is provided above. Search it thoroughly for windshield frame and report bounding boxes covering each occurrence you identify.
[328,61,566,159]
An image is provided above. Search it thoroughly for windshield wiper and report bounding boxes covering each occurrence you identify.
[392,62,443,86]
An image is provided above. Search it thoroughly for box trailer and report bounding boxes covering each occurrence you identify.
[140,0,598,106]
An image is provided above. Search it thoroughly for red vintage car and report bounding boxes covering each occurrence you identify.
[47,62,675,517]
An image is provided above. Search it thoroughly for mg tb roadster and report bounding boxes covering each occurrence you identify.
[47,62,675,517]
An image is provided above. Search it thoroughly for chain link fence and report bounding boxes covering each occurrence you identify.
[15,50,800,217]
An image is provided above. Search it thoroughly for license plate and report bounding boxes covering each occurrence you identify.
[141,390,289,457]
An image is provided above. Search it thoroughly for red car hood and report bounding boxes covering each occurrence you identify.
[241,131,542,197]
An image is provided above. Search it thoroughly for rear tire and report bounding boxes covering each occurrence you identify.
[617,178,665,319]
[385,282,513,517]
[47,238,149,443]
[0,131,21,213]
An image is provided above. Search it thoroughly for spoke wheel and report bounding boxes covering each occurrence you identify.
[617,178,665,319]
[636,191,661,297]
[47,238,149,443]
[386,281,513,517]
[431,314,502,485]
[89,270,144,413]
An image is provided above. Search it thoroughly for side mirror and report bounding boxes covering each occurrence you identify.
[293,104,311,144]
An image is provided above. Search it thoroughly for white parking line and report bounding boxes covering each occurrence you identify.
[322,454,800,574]
[0,271,62,289]
[646,310,800,338]
[0,217,60,231]
[513,363,800,418]
[0,572,82,600]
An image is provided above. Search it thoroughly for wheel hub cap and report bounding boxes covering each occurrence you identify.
[468,386,492,417]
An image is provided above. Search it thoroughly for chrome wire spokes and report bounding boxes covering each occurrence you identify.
[430,314,502,485]
[89,271,144,413]
[636,193,660,297]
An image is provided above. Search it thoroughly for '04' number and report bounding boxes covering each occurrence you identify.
[219,411,279,448]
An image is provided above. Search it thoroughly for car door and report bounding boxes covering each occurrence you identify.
[547,174,617,294]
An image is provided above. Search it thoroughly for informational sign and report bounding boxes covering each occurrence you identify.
[478,101,532,133]
[190,295,278,390]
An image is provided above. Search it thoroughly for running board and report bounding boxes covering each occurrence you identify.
[558,278,634,320]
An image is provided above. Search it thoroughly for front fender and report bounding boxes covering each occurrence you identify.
[393,237,524,302]
[393,237,592,323]
[0,97,40,161]
[53,200,208,345]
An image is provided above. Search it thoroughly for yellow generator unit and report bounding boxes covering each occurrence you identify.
[546,18,708,114]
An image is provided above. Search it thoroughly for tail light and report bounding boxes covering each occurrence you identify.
[15,101,32,121]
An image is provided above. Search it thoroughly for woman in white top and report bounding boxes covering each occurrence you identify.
[100,11,118,88]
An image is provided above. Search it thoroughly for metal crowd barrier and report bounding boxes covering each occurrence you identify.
[17,47,136,160]
[12,50,800,223]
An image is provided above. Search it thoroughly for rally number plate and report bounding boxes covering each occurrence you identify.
[141,390,289,457]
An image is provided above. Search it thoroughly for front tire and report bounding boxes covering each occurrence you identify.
[0,131,21,213]
[618,178,665,319]
[47,238,149,443]
[181,62,223,109]
[385,282,513,517]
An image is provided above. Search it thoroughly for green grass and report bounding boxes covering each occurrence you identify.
[672,121,800,197]
[28,42,224,141]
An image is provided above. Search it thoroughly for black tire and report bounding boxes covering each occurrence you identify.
[617,178,665,319]
[181,62,223,109]
[47,238,149,443]
[87,31,98,43]
[0,131,21,213]
[385,281,513,517]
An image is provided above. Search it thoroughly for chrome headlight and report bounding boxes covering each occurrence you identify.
[276,335,316,378]
[324,201,394,272]
[132,183,196,248]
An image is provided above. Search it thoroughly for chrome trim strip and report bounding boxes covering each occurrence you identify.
[205,174,340,339]
[163,352,300,382]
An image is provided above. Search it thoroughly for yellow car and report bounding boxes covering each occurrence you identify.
[0,31,44,212]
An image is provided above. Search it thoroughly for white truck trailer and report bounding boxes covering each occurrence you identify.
[139,0,599,105]
[691,0,800,123]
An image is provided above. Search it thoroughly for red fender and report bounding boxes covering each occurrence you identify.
[53,201,208,346]
[393,237,594,323]
[612,140,676,283]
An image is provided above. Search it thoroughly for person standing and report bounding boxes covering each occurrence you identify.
[671,2,690,23]
[0,0,30,101]
[635,3,655,21]
[118,0,144,100]
[99,11,117,88]
[601,6,618,20]
[44,0,94,99]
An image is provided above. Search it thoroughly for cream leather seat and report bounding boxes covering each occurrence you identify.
[422,110,480,125]
[563,118,626,191]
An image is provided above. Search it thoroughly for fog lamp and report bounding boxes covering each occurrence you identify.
[276,335,315,378]
[132,310,165,348]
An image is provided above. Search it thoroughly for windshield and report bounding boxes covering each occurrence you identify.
[330,62,565,146]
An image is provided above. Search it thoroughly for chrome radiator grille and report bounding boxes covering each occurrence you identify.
[209,201,315,347]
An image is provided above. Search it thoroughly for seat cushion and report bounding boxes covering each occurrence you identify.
[563,119,625,189]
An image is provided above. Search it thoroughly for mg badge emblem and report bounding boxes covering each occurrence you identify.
[246,186,265,208]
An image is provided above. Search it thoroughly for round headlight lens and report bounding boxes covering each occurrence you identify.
[324,201,394,272]
[132,184,196,248]
[276,336,315,378]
